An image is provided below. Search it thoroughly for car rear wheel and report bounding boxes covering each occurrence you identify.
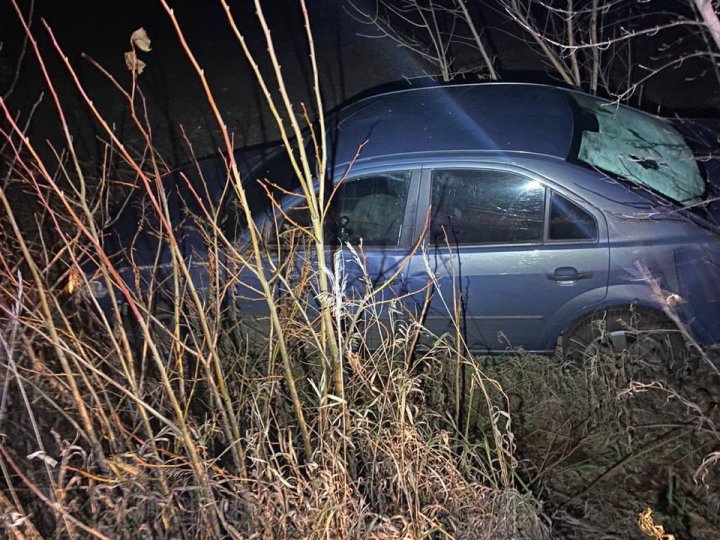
[563,308,687,375]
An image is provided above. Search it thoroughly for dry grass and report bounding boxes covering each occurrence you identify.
[479,347,720,538]
[0,3,547,538]
[1,2,719,539]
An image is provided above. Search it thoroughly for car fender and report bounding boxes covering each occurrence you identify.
[539,283,673,351]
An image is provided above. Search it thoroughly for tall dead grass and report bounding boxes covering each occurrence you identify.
[0,1,546,538]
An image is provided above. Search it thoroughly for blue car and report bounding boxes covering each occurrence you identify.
[88,83,720,359]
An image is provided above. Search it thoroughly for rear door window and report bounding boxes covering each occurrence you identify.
[548,191,598,242]
[430,169,545,245]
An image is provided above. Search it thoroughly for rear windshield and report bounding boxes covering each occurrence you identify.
[569,93,705,204]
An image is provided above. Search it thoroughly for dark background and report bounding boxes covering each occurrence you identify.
[2,0,719,165]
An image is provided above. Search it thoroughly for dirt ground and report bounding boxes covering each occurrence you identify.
[474,350,720,538]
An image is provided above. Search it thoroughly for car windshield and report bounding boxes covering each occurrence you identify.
[569,93,705,204]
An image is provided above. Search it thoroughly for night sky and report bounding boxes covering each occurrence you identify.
[2,0,419,161]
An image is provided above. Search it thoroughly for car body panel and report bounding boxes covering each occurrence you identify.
[330,84,574,165]
[390,159,610,353]
[94,82,720,353]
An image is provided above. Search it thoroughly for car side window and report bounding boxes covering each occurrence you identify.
[271,171,412,247]
[430,169,545,245]
[548,191,597,241]
[270,202,314,248]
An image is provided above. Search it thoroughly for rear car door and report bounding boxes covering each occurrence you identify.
[405,165,610,353]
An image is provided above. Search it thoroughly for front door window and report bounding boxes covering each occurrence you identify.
[271,171,412,248]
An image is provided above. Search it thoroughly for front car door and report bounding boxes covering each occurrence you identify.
[230,167,420,341]
[405,164,610,354]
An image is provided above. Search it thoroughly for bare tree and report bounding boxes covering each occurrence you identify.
[1,0,35,100]
[695,0,720,52]
[499,0,720,101]
[350,0,720,104]
[347,0,498,81]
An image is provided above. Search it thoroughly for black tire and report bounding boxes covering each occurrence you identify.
[563,307,687,374]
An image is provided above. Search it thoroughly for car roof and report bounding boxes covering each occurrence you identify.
[329,83,575,166]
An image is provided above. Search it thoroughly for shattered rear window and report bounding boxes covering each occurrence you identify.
[569,93,704,203]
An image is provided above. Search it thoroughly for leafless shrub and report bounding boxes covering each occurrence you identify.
[351,0,720,103]
[0,1,544,537]
[347,0,498,81]
[479,338,720,537]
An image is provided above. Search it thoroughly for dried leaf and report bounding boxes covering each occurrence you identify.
[66,266,81,294]
[124,51,147,75]
[27,450,58,468]
[130,27,152,52]
[9,512,27,527]
[638,507,675,540]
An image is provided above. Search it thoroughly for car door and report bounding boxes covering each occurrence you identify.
[230,167,420,341]
[404,165,610,353]
[325,168,420,347]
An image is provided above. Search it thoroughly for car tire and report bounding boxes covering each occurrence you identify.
[563,307,687,374]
